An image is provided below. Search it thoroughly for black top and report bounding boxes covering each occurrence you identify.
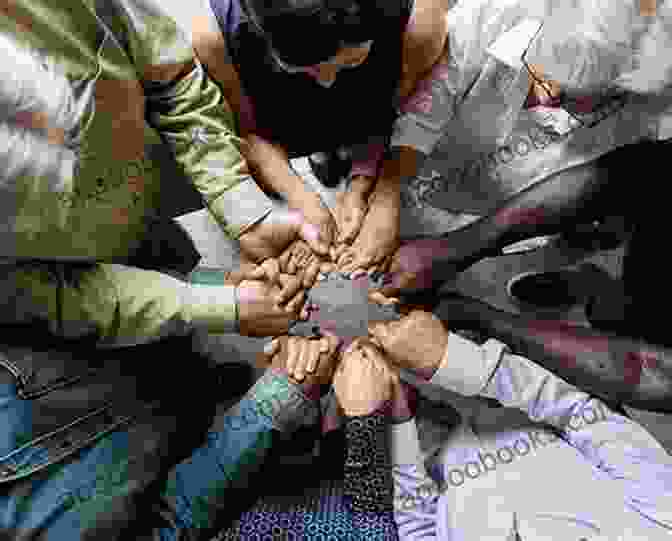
[210,0,413,156]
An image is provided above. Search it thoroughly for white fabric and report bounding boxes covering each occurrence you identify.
[391,0,672,217]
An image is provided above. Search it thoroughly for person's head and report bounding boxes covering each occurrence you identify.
[524,0,672,96]
[243,0,390,87]
[0,33,81,196]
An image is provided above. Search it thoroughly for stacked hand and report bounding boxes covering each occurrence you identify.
[261,333,341,385]
[333,338,399,416]
[368,310,449,377]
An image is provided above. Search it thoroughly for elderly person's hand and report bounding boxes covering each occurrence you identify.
[368,310,448,378]
[333,338,398,417]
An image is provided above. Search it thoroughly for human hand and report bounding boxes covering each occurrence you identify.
[334,176,373,244]
[367,238,466,302]
[237,279,309,337]
[278,240,336,289]
[238,208,302,264]
[368,310,448,377]
[241,135,333,257]
[333,338,398,417]
[336,189,400,275]
[262,333,341,385]
[287,186,336,256]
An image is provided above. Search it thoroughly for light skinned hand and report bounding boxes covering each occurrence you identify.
[237,279,309,337]
[333,338,398,417]
[368,310,449,375]
[261,333,341,385]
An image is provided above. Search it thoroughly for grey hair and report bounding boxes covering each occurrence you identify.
[0,32,80,193]
[529,0,672,95]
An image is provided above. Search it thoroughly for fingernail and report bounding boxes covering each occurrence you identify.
[263,341,276,354]
[351,270,366,279]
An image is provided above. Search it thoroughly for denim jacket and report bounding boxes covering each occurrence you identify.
[0,332,319,540]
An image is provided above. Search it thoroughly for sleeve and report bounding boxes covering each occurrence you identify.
[430,331,672,530]
[0,262,238,348]
[391,51,459,156]
[152,368,320,540]
[390,419,440,540]
[342,411,394,513]
[111,0,273,239]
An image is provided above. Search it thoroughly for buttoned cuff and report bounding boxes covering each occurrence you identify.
[209,176,274,239]
[389,419,423,466]
[182,283,238,334]
[429,333,507,397]
[391,115,443,156]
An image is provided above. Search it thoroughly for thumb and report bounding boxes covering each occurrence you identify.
[320,330,343,355]
[367,320,391,348]
[256,338,280,368]
[300,222,329,256]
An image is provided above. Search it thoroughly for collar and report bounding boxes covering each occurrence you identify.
[485,18,543,70]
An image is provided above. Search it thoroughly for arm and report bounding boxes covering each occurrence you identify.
[434,295,672,413]
[152,367,321,539]
[113,0,273,240]
[429,327,672,530]
[364,0,452,210]
[0,262,237,347]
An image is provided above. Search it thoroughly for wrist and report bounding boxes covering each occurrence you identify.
[269,367,322,401]
[369,179,401,208]
[349,175,375,196]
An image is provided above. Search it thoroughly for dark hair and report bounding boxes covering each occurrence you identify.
[243,0,385,66]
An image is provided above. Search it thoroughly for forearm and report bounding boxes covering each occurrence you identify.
[0,262,238,348]
[156,368,319,538]
[244,136,306,203]
[436,296,672,412]
[426,159,614,270]
[116,0,273,239]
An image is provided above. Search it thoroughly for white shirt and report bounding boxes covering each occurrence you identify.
[390,332,672,540]
[392,0,672,218]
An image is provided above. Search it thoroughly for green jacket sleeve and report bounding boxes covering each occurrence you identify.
[110,0,273,239]
[0,262,237,347]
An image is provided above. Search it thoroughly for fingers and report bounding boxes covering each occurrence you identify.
[368,290,400,306]
[305,339,322,376]
[339,254,373,275]
[304,259,321,289]
[259,337,280,366]
[334,243,351,259]
[300,222,330,256]
[284,336,331,382]
[320,262,336,275]
[284,288,306,315]
[274,273,300,305]
[278,248,292,273]
[367,319,391,346]
[338,209,365,244]
[286,337,299,377]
